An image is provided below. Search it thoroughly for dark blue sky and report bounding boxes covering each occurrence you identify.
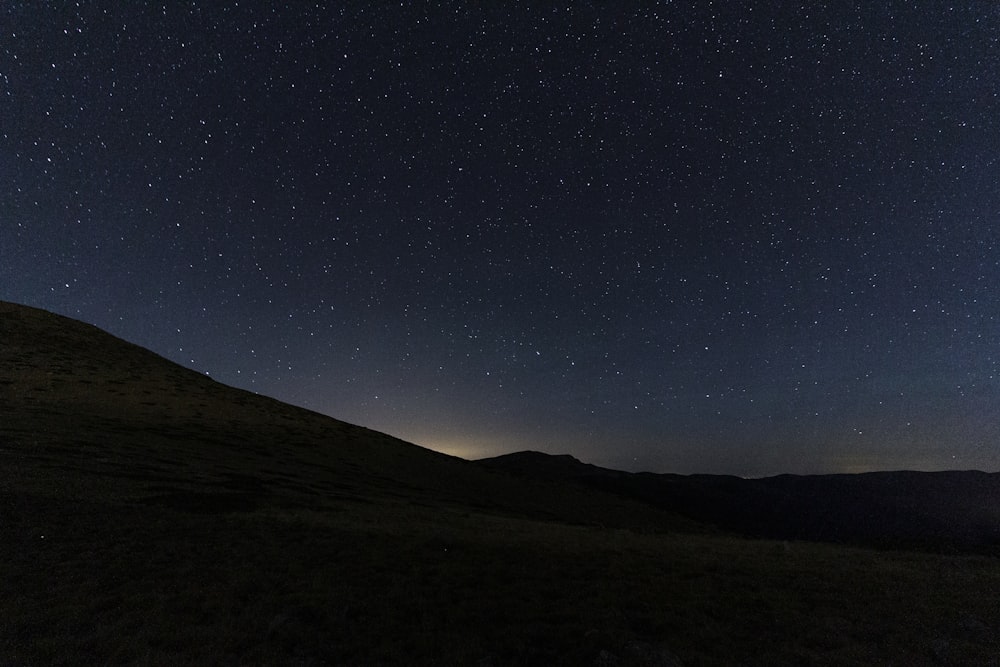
[4,2,999,475]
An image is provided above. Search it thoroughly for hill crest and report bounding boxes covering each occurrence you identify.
[0,300,690,530]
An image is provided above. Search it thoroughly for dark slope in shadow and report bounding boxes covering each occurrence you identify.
[0,300,690,530]
[4,301,1000,665]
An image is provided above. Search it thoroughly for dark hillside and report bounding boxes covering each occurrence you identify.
[3,301,1000,665]
[0,300,687,529]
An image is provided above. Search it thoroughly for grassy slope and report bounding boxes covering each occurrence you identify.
[2,301,1000,665]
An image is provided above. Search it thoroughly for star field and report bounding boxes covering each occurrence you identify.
[4,3,999,476]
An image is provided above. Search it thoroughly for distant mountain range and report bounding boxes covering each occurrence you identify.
[478,451,1000,554]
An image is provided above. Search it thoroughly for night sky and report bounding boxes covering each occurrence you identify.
[4,3,999,476]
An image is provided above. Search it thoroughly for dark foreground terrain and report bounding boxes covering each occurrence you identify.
[2,301,999,666]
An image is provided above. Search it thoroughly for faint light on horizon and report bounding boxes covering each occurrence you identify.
[406,434,517,461]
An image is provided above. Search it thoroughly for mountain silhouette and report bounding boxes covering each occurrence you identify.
[478,450,1000,553]
[3,300,999,665]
